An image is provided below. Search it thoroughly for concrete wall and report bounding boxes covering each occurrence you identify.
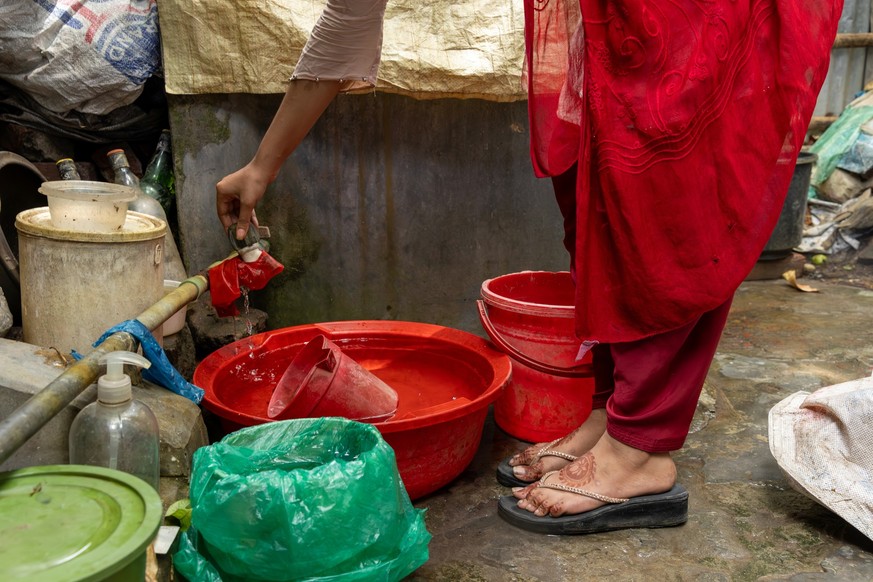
[169,93,567,335]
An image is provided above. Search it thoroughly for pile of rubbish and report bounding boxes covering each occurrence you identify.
[803,91,873,257]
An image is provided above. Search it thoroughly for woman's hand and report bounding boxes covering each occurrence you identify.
[216,164,270,240]
[215,79,341,240]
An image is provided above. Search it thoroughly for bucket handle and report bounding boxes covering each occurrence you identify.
[477,300,593,378]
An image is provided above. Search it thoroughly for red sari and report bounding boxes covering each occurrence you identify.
[525,0,842,344]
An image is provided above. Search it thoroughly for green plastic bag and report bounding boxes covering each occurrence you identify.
[173,418,431,581]
[809,105,873,192]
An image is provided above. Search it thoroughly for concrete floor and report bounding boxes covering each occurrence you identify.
[406,279,873,581]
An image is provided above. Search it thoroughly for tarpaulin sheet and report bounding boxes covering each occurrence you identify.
[158,0,526,101]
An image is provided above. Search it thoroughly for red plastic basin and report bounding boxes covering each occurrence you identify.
[194,320,512,500]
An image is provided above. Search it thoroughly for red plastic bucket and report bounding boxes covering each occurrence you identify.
[479,271,594,442]
[267,334,398,422]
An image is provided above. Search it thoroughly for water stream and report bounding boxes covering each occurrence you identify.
[230,287,257,357]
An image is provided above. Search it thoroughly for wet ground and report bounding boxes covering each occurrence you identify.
[406,268,873,581]
[805,248,873,292]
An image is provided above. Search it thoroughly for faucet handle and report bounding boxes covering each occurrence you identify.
[227,222,261,251]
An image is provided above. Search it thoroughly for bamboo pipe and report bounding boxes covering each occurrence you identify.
[0,272,210,465]
[833,33,873,49]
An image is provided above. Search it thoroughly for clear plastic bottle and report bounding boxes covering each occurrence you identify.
[106,148,188,281]
[69,351,160,491]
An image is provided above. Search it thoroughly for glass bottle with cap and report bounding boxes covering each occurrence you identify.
[106,149,188,281]
[56,158,81,180]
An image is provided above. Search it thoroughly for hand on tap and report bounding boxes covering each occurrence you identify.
[215,80,341,240]
[216,163,267,241]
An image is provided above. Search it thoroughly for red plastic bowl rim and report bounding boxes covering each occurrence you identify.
[194,320,512,434]
[480,270,575,318]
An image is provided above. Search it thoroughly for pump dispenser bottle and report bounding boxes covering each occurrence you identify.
[69,351,160,490]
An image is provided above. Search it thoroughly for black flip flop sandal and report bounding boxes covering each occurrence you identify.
[497,483,689,535]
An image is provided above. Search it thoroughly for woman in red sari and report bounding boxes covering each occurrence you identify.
[494,0,842,534]
[216,0,842,534]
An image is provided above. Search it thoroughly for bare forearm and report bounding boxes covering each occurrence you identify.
[216,80,341,236]
[216,0,385,237]
[250,79,342,182]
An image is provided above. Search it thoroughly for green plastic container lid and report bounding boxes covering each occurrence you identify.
[0,464,162,582]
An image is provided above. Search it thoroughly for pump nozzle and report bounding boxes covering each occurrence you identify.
[97,351,152,404]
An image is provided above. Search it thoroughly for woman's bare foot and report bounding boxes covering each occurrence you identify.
[508,409,607,483]
[512,432,677,517]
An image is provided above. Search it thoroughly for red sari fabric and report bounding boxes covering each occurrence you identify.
[524,0,842,344]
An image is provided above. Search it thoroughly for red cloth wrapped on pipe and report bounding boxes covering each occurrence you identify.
[208,252,285,317]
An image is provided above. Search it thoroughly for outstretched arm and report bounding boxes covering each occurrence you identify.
[216,79,341,240]
[215,0,387,241]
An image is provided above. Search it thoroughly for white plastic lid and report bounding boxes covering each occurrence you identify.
[97,351,152,404]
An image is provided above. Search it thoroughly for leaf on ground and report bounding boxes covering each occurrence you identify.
[782,269,819,293]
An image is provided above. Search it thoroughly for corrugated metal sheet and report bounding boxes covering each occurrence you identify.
[815,0,873,116]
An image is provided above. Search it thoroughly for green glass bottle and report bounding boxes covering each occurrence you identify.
[141,129,175,214]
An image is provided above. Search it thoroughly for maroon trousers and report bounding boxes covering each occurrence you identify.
[590,298,732,452]
[552,167,733,453]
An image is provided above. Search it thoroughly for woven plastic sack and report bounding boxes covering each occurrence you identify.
[173,418,430,581]
[769,374,873,543]
[0,1,161,115]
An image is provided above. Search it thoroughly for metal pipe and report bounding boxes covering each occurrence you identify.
[0,272,210,465]
[137,274,208,332]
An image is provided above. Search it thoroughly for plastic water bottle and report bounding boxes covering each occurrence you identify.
[69,351,160,490]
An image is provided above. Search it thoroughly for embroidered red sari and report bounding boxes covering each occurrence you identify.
[524,0,842,344]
